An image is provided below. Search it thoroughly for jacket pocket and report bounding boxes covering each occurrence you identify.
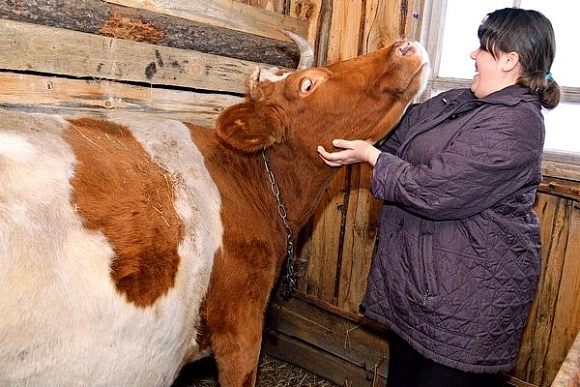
[420,233,439,302]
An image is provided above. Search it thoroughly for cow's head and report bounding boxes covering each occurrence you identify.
[216,34,429,154]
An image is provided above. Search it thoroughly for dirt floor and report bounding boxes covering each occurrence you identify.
[173,354,340,387]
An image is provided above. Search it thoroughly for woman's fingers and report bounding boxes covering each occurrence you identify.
[317,145,343,167]
[317,140,380,166]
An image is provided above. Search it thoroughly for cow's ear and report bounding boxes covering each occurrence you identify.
[215,102,283,152]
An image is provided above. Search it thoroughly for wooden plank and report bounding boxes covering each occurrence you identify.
[543,152,580,183]
[301,0,365,305]
[514,194,564,384]
[266,294,538,387]
[419,0,446,77]
[0,72,241,126]
[0,0,300,68]
[539,177,580,202]
[266,296,390,380]
[362,0,413,52]
[302,172,348,302]
[234,0,287,13]
[544,204,580,385]
[289,0,324,58]
[327,0,364,61]
[288,0,326,297]
[262,328,387,387]
[338,0,415,313]
[0,19,256,94]
[338,164,382,312]
[103,0,308,41]
[551,331,580,387]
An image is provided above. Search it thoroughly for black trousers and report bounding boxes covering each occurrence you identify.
[386,332,501,387]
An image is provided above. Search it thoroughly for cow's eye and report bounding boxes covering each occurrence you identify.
[300,78,314,93]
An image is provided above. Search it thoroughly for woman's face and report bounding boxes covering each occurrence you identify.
[469,47,520,98]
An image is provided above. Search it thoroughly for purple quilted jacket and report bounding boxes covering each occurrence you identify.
[361,85,544,373]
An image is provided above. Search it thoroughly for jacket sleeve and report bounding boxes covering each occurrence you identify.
[371,106,544,220]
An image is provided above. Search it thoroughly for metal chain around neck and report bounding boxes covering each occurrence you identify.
[261,149,296,300]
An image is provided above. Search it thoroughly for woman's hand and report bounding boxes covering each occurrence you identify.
[317,139,381,167]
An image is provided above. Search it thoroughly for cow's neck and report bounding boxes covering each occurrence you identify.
[262,142,337,233]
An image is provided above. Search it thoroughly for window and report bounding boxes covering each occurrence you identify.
[417,0,580,179]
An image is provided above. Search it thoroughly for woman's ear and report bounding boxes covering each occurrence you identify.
[502,51,520,72]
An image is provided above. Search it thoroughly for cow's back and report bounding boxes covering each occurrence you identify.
[0,110,223,386]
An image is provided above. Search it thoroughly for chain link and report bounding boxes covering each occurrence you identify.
[262,150,296,300]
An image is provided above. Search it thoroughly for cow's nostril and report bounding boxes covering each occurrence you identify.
[400,43,415,56]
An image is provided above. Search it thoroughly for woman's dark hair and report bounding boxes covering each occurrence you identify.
[478,8,560,109]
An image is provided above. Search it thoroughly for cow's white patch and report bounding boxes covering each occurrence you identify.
[0,110,223,386]
[0,132,38,162]
[259,66,291,83]
[113,115,223,362]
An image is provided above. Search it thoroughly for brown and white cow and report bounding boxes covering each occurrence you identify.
[0,37,428,386]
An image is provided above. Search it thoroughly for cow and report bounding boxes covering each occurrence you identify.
[0,33,428,387]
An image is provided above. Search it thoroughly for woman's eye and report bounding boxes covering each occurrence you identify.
[300,78,314,93]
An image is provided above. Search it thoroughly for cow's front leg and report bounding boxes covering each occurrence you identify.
[209,305,264,386]
[208,289,270,387]
[206,248,277,387]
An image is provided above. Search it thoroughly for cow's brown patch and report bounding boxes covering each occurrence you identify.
[64,118,183,307]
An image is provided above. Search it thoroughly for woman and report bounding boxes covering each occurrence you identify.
[317,8,560,387]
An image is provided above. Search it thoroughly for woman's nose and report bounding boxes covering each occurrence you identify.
[469,48,479,60]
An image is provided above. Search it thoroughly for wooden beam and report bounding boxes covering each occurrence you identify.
[0,72,241,126]
[266,294,532,386]
[539,178,580,202]
[266,295,390,380]
[543,152,580,183]
[103,0,308,41]
[0,19,257,94]
[0,0,300,68]
[262,329,387,387]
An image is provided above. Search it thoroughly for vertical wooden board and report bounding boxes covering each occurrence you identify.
[513,194,565,380]
[362,0,400,52]
[551,331,580,387]
[338,164,382,313]
[543,202,580,386]
[326,0,364,61]
[289,0,322,46]
[513,194,564,384]
[298,1,364,304]
[410,0,425,41]
[338,0,419,314]
[289,0,324,297]
[303,171,348,302]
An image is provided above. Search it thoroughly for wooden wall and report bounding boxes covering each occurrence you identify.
[1,1,578,386]
[0,0,311,122]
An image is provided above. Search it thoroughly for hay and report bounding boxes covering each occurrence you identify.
[174,355,339,387]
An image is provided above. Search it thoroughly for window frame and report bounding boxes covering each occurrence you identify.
[415,0,580,182]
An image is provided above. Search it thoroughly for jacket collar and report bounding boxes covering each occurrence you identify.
[452,84,539,107]
[396,85,539,156]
